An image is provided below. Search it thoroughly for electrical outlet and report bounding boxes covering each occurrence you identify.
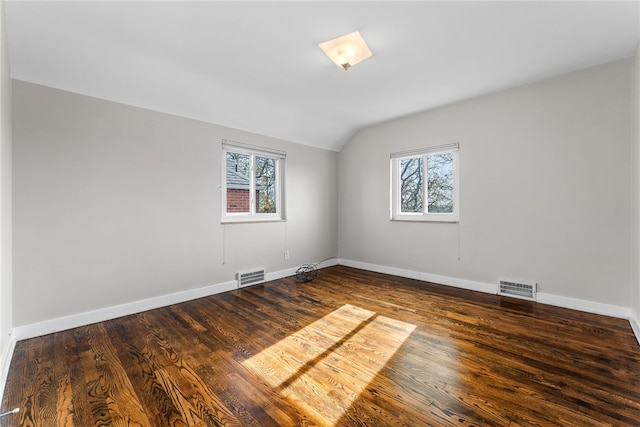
[284,250,290,260]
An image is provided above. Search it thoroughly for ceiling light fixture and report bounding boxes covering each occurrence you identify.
[318,31,372,71]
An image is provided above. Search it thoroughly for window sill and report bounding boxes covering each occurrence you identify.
[390,215,459,223]
[221,217,286,224]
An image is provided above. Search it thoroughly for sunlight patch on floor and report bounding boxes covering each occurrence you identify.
[243,304,416,426]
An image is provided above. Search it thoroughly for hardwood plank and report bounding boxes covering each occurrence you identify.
[119,313,243,426]
[82,323,150,426]
[2,265,640,426]
[104,318,195,426]
[142,308,295,426]
[19,335,56,426]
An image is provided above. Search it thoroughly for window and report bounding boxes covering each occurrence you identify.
[390,143,459,222]
[222,140,285,223]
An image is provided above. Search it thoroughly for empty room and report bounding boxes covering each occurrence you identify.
[0,1,640,425]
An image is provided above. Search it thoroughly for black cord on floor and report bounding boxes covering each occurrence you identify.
[295,257,334,283]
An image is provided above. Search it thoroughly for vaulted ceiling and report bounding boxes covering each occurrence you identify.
[4,1,639,151]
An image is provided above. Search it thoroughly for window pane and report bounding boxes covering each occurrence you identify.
[400,157,423,213]
[427,153,454,213]
[226,152,250,213]
[255,156,277,213]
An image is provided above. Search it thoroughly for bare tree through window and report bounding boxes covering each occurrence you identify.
[399,153,454,214]
[427,153,453,213]
[255,156,277,213]
[400,158,422,212]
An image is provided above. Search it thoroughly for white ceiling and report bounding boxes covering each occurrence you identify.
[4,1,640,151]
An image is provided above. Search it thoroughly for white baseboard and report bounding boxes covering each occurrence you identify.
[10,257,638,349]
[337,258,635,322]
[13,259,341,342]
[14,280,237,340]
[315,257,340,269]
[536,292,631,319]
[0,333,17,405]
[337,258,497,294]
[630,316,640,346]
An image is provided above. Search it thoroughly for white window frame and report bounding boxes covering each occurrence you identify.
[222,140,286,223]
[390,143,459,223]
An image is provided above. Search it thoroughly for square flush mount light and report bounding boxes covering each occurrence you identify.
[318,31,372,71]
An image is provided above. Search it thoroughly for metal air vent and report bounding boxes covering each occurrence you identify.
[237,269,265,288]
[499,279,536,301]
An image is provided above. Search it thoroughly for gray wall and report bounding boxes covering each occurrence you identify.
[0,0,12,355]
[12,81,338,327]
[339,59,632,307]
[632,42,640,323]
[9,55,638,329]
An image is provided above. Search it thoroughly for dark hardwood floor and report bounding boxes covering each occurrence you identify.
[2,265,640,426]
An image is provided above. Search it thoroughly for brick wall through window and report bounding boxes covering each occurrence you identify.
[227,189,250,213]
